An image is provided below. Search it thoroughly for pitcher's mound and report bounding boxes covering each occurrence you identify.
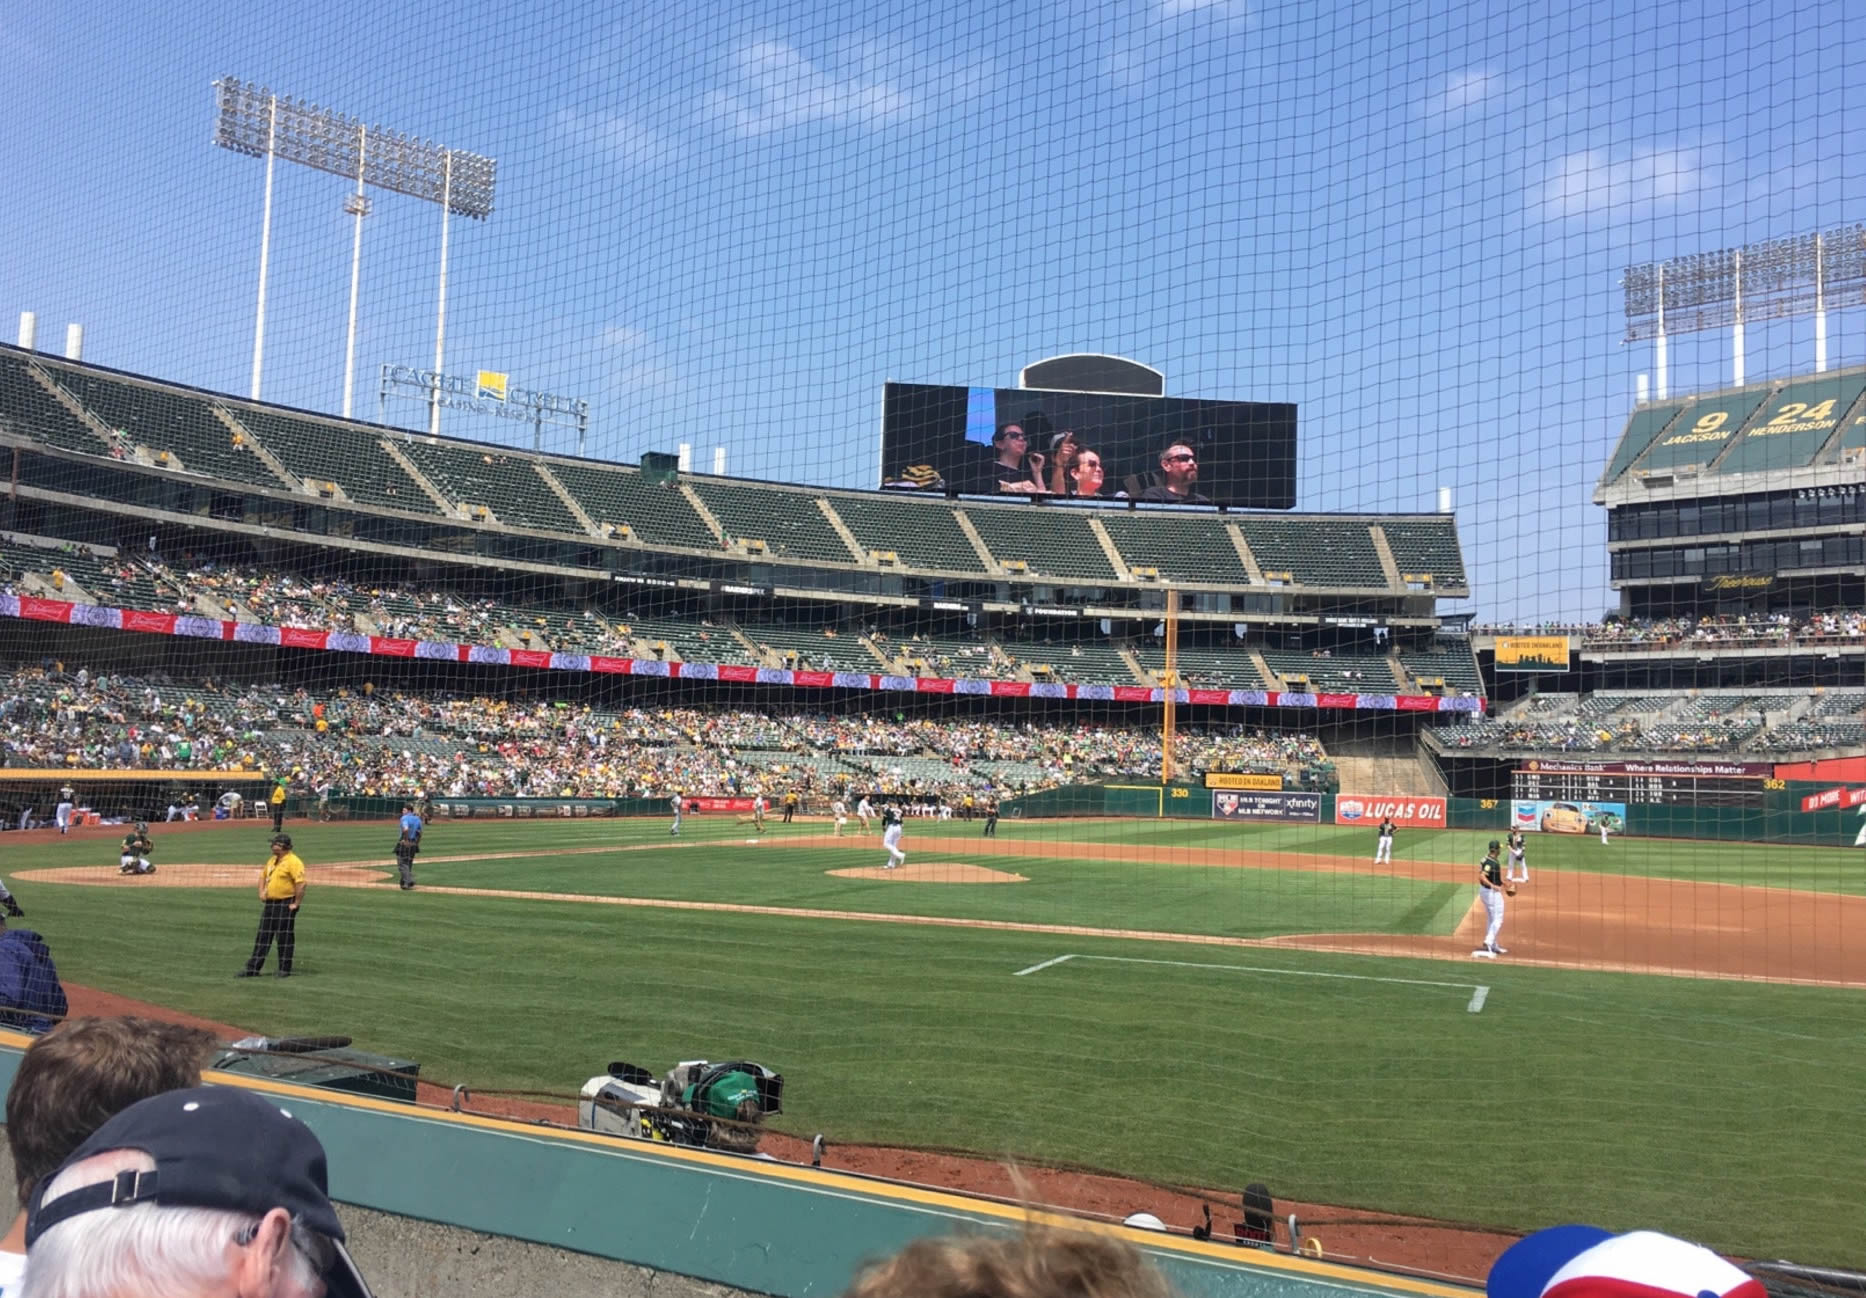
[828,862,1027,884]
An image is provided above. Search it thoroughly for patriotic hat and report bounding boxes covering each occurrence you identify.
[1488,1227,1766,1298]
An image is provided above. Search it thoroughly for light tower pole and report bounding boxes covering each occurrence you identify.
[213,79,496,416]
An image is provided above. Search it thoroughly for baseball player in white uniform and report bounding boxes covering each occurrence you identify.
[1599,816,1611,846]
[751,793,767,834]
[669,792,683,836]
[831,797,848,837]
[856,795,874,833]
[1506,829,1528,883]
[881,804,906,870]
[55,785,75,835]
[1373,816,1396,865]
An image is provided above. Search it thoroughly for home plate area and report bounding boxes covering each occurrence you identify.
[826,863,1027,883]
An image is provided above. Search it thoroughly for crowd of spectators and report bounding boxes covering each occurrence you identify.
[0,665,1337,804]
[1476,611,1866,648]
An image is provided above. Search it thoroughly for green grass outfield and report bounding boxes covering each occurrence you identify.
[4,814,1863,1264]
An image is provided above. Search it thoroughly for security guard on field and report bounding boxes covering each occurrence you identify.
[240,833,306,978]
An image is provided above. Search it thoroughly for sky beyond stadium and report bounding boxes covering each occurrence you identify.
[1,0,1861,622]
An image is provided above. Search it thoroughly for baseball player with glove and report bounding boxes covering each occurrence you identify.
[1474,840,1508,958]
[1505,829,1527,887]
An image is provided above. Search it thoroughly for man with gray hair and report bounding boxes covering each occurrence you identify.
[22,1084,371,1298]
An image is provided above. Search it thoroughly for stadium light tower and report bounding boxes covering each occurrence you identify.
[214,79,496,425]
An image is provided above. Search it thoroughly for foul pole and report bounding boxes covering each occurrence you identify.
[1160,588,1179,786]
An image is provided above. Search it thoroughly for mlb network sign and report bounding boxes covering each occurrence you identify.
[1335,796,1447,828]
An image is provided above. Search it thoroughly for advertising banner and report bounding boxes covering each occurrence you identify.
[1521,759,1772,778]
[1212,791,1320,823]
[686,797,756,813]
[1494,636,1571,672]
[1512,800,1627,834]
[1204,772,1284,791]
[1334,795,1447,828]
[1800,786,1866,812]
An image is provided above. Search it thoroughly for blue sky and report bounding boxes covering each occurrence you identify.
[2,0,1862,621]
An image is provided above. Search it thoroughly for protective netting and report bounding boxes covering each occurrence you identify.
[0,0,1862,1274]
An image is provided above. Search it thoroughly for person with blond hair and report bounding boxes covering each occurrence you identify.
[843,1227,1173,1298]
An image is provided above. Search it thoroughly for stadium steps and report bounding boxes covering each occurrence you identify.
[726,624,764,663]
[814,498,869,564]
[677,484,727,546]
[948,509,1001,573]
[378,440,459,515]
[18,361,118,453]
[1365,527,1405,587]
[1224,524,1267,584]
[1248,648,1273,684]
[534,463,601,535]
[212,406,298,489]
[860,636,894,667]
[1118,645,1147,682]
[1084,518,1132,581]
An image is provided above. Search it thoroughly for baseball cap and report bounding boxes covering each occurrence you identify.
[1488,1227,1765,1298]
[26,1084,371,1297]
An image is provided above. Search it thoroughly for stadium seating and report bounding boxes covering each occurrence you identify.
[890,633,1001,678]
[0,538,166,609]
[1632,390,1767,474]
[827,495,988,573]
[1599,400,1687,484]
[1235,518,1383,588]
[957,506,1119,584]
[0,351,115,456]
[1396,642,1484,695]
[1097,513,1251,585]
[397,440,587,534]
[1130,643,1268,689]
[1259,649,1393,690]
[50,367,289,490]
[617,614,757,665]
[742,621,867,671]
[1812,691,1866,717]
[1378,520,1467,588]
[231,408,444,515]
[690,480,855,564]
[550,463,720,550]
[1013,637,1138,685]
[1713,373,1866,475]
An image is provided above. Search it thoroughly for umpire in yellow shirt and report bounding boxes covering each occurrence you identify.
[240,833,306,979]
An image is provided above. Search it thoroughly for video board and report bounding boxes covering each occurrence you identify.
[881,383,1297,508]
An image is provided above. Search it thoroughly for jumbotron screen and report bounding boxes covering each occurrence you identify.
[880,383,1297,508]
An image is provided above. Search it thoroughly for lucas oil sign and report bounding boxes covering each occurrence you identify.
[1334,796,1447,828]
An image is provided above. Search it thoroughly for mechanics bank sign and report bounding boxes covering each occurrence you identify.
[1335,796,1447,828]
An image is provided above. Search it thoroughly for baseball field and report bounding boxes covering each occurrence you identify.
[5,812,1863,1264]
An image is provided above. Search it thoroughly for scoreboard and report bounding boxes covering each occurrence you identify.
[1512,763,1773,808]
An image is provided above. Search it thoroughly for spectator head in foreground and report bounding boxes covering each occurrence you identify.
[6,1016,219,1228]
[1486,1225,1765,1298]
[23,1084,371,1298]
[843,1226,1173,1298]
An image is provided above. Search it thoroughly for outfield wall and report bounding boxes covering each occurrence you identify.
[0,1032,1469,1298]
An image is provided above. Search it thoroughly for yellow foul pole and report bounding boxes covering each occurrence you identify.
[1160,587,1179,787]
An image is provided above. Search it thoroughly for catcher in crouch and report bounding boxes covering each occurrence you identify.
[118,821,156,875]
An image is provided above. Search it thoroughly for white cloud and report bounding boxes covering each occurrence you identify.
[1538,146,1710,219]
[598,326,683,400]
[556,107,681,167]
[1158,0,1247,15]
[1426,69,1507,117]
[703,37,994,136]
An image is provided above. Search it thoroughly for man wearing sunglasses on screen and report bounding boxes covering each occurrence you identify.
[1137,441,1212,504]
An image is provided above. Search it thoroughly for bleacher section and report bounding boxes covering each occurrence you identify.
[1236,518,1383,588]
[1630,389,1768,475]
[0,351,111,455]
[1812,691,1866,717]
[960,507,1119,584]
[1259,650,1393,690]
[1397,642,1484,695]
[550,463,719,550]
[0,538,160,609]
[1600,400,1686,484]
[741,622,866,671]
[893,634,999,678]
[398,441,586,534]
[51,367,288,489]
[689,480,853,564]
[1014,638,1137,685]
[1098,514,1250,585]
[233,408,442,515]
[829,496,988,573]
[617,614,756,665]
[1379,520,1467,588]
[1131,644,1267,688]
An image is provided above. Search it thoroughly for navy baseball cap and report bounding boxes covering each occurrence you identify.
[26,1084,371,1297]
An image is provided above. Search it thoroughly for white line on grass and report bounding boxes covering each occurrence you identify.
[1016,953,1491,1013]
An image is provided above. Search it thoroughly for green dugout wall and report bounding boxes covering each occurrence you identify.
[0,1030,1470,1298]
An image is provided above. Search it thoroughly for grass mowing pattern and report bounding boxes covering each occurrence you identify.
[4,815,1863,1264]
